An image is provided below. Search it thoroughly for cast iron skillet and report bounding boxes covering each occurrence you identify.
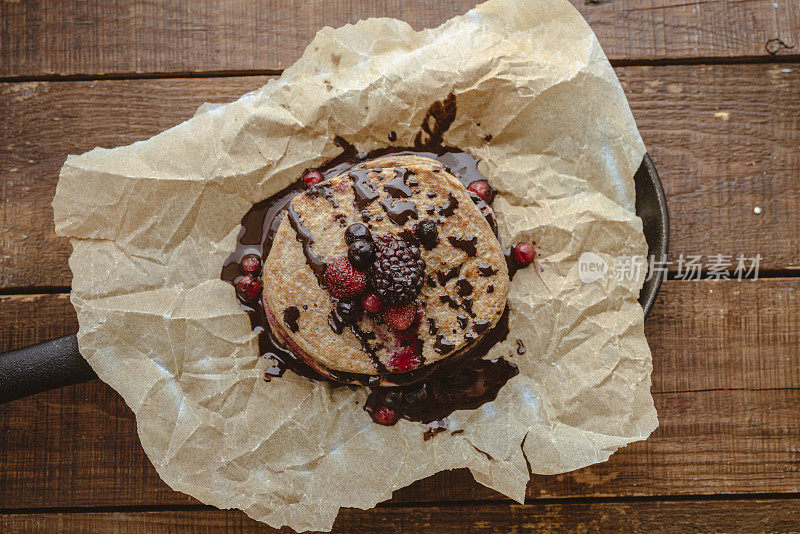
[0,155,669,404]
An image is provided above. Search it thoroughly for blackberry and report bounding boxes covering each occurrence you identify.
[368,234,426,305]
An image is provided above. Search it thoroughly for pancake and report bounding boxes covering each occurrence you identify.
[261,154,509,385]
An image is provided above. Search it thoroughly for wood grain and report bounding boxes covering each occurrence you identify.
[1,64,798,289]
[1,1,798,78]
[1,279,797,507]
[2,499,800,533]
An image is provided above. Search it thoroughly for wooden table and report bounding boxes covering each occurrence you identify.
[1,1,799,532]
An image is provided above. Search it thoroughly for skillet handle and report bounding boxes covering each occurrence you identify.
[0,334,97,404]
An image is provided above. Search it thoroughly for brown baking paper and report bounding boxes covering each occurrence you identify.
[52,0,657,530]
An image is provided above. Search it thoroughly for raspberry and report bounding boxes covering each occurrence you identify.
[368,234,425,305]
[303,170,323,187]
[387,346,420,372]
[240,254,261,275]
[383,302,417,331]
[372,406,399,425]
[361,293,383,313]
[324,255,366,299]
[467,180,493,202]
[514,243,536,265]
[236,274,262,301]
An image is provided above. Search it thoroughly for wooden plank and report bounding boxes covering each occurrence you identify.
[0,279,797,507]
[2,499,800,533]
[1,63,799,289]
[1,1,798,78]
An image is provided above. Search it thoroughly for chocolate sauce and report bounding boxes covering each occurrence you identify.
[222,92,527,427]
[461,297,475,317]
[428,317,438,335]
[439,294,460,309]
[388,131,397,142]
[283,306,300,333]
[478,262,497,277]
[351,323,388,373]
[287,204,327,284]
[379,197,418,226]
[438,194,459,217]
[516,340,526,355]
[487,285,494,294]
[349,169,380,210]
[436,265,462,287]
[456,277,473,297]
[447,235,478,257]
[434,335,455,354]
[427,275,437,288]
[384,168,414,198]
[456,314,469,329]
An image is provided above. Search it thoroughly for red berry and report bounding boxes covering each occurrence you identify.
[372,406,399,425]
[387,346,420,372]
[324,255,366,299]
[467,180,493,202]
[240,254,261,274]
[303,170,323,187]
[236,274,262,301]
[514,243,536,265]
[383,302,417,331]
[361,293,383,313]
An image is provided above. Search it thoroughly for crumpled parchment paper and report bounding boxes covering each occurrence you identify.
[52,0,658,530]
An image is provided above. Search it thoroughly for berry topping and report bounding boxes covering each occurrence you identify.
[345,223,372,244]
[383,302,418,331]
[347,240,376,271]
[335,300,361,323]
[387,346,421,372]
[467,180,493,202]
[372,406,399,426]
[236,274,263,301]
[302,170,323,187]
[414,219,439,250]
[514,243,536,266]
[361,292,383,313]
[240,254,262,275]
[324,255,366,299]
[368,234,426,305]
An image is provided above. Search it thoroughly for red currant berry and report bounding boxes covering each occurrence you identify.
[372,406,399,425]
[303,170,323,187]
[240,254,261,274]
[236,274,263,301]
[514,243,536,266]
[467,180,493,202]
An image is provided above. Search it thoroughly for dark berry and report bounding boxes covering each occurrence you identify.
[405,385,427,407]
[361,293,383,313]
[368,234,426,305]
[381,389,405,409]
[348,240,376,271]
[344,223,372,244]
[514,243,536,265]
[372,406,399,425]
[414,219,439,250]
[468,180,493,202]
[303,170,323,187]
[324,255,366,299]
[336,300,361,323]
[236,274,262,301]
[240,254,261,275]
[383,302,418,331]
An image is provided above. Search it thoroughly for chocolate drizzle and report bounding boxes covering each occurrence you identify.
[384,168,415,198]
[283,306,300,333]
[437,265,462,287]
[349,169,380,210]
[379,197,418,225]
[434,335,455,354]
[447,235,478,257]
[516,340,526,355]
[478,262,497,277]
[456,277,473,297]
[438,193,459,217]
[287,203,327,284]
